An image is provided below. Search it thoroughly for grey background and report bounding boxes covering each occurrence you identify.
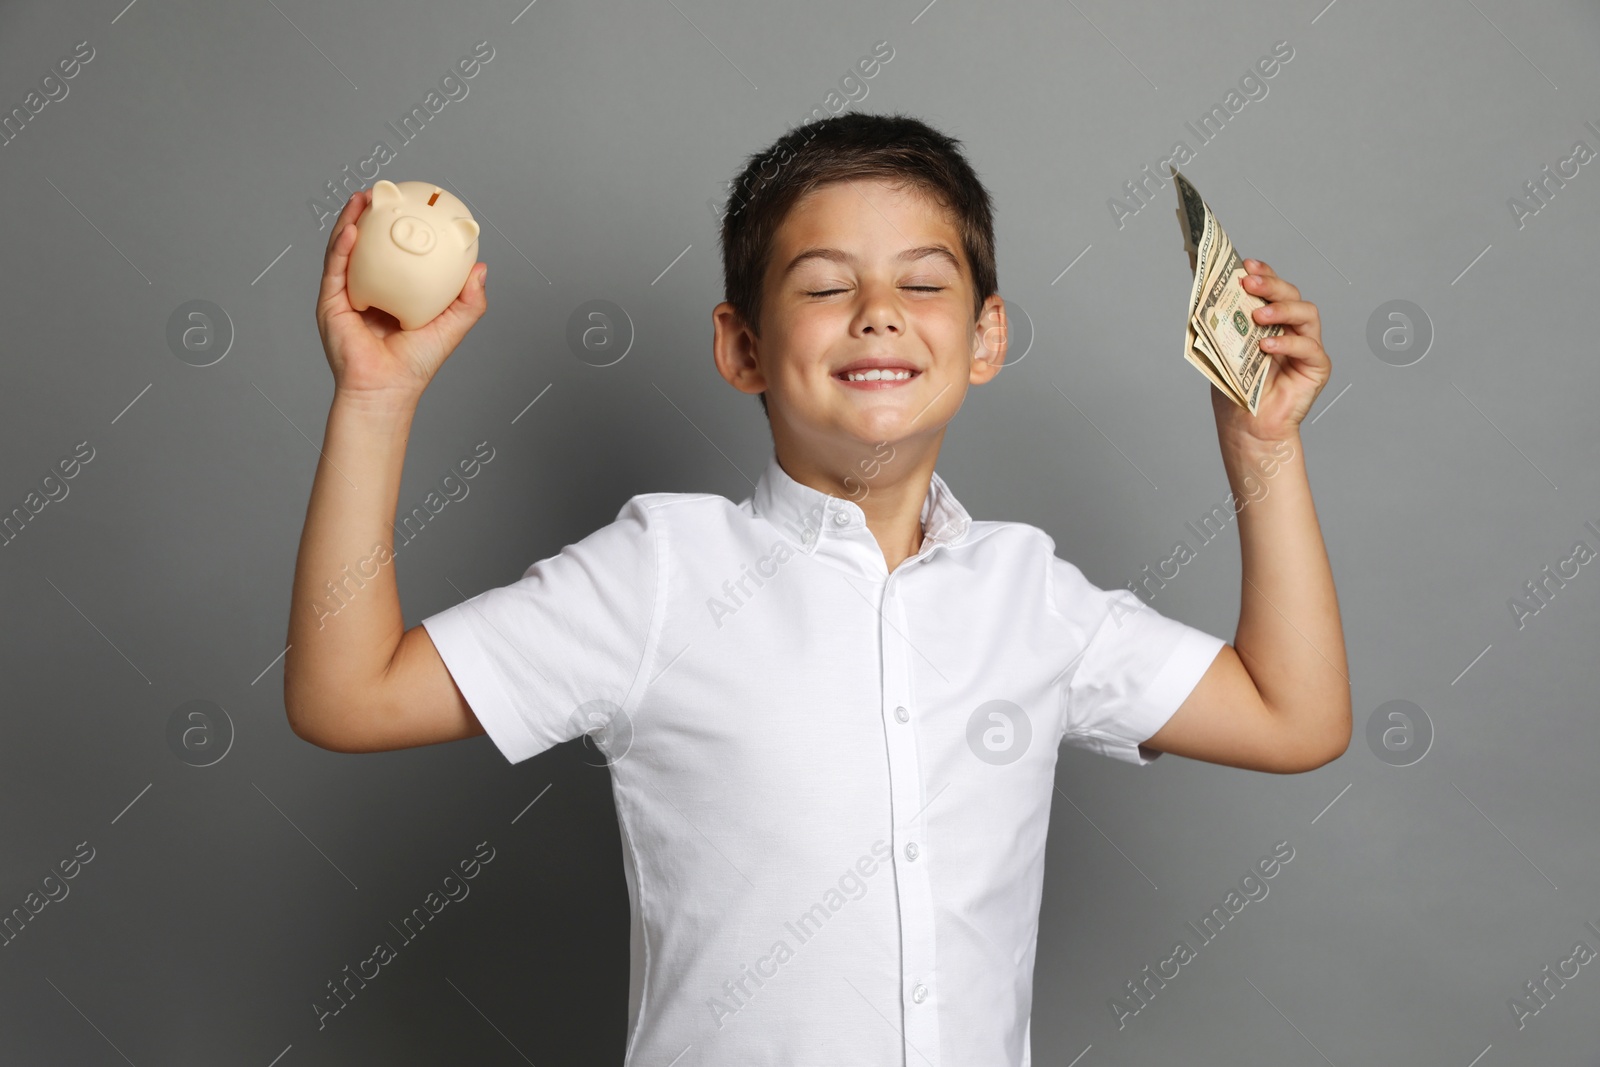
[2,0,1597,1063]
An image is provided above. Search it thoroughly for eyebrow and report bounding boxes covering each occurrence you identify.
[779,244,962,279]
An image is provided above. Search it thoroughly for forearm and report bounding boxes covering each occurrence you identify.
[284,388,421,740]
[1221,429,1350,753]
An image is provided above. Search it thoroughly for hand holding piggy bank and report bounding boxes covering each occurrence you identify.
[315,186,487,403]
[346,180,481,331]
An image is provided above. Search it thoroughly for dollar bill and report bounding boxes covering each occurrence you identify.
[1170,169,1284,414]
[1175,171,1233,396]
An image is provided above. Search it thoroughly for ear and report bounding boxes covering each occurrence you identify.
[711,301,765,397]
[970,294,1008,383]
[453,217,481,248]
[371,179,404,208]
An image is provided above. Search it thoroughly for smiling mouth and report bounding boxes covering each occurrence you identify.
[835,369,922,388]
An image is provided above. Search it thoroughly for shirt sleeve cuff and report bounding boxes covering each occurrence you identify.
[1085,627,1227,766]
[420,608,547,765]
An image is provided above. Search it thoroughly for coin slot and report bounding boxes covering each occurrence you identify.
[428,191,441,206]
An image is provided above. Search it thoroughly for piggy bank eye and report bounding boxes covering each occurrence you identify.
[389,215,437,255]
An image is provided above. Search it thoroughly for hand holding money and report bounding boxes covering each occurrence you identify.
[1171,169,1284,414]
[1170,170,1331,442]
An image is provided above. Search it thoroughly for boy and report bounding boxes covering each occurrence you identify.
[286,112,1348,1065]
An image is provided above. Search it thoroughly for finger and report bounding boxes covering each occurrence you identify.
[457,263,487,312]
[423,263,489,339]
[323,190,366,262]
[1252,298,1320,332]
[1260,331,1328,371]
[317,222,359,311]
[1243,258,1276,279]
[318,194,367,310]
[320,191,368,288]
[1241,270,1300,303]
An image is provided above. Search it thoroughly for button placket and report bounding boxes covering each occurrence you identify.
[879,574,941,1062]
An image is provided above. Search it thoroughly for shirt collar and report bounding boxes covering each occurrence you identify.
[750,451,972,556]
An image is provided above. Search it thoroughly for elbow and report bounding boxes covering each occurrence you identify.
[287,713,360,753]
[1293,731,1350,772]
[283,668,349,752]
[284,697,329,750]
[1318,697,1355,767]
[1301,727,1353,774]
[284,692,347,753]
[1270,700,1352,774]
[283,677,321,749]
[284,689,386,754]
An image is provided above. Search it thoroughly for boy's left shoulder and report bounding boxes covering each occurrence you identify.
[950,518,1061,566]
[962,517,1057,552]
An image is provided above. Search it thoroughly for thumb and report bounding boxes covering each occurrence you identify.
[397,265,487,370]
[430,264,489,338]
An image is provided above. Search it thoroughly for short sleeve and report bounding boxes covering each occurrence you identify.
[1050,556,1226,766]
[420,496,661,764]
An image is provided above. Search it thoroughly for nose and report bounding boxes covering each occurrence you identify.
[857,288,903,335]
[390,215,438,256]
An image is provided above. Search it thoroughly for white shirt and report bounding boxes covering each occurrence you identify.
[421,452,1225,1066]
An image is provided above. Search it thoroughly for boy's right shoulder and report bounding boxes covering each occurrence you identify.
[595,490,750,567]
[604,489,748,542]
[614,489,733,521]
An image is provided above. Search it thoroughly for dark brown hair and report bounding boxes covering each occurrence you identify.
[716,112,999,418]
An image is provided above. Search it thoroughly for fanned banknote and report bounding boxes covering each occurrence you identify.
[1171,169,1283,414]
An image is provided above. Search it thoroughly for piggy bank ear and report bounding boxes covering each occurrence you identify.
[371,180,404,208]
[453,218,481,247]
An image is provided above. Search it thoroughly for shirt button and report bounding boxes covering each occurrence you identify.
[904,841,919,861]
[894,705,909,723]
[833,510,851,526]
[912,983,929,1004]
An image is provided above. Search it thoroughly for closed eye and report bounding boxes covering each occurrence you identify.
[805,286,945,297]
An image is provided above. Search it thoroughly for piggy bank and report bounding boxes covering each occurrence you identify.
[346,179,481,331]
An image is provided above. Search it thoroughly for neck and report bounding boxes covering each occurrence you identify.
[773,437,941,573]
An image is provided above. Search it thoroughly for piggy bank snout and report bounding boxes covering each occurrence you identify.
[389,215,438,256]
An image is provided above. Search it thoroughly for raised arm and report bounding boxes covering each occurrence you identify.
[283,189,490,752]
[1142,258,1351,772]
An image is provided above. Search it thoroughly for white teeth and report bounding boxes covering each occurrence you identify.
[842,369,914,382]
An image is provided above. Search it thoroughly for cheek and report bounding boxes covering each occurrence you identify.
[755,330,820,389]
[915,304,975,349]
[775,311,840,359]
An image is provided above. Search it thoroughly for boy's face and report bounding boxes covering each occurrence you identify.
[714,178,1006,465]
